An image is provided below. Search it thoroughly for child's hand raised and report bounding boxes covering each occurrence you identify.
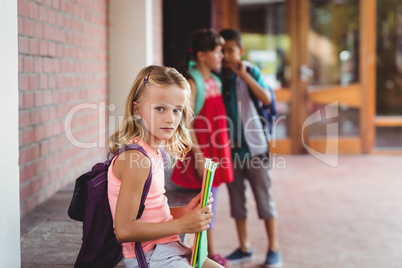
[178,205,213,234]
[228,60,246,78]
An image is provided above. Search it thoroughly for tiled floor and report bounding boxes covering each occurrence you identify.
[20,155,402,267]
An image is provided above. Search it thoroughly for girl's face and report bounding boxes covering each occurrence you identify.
[204,45,224,72]
[134,85,186,148]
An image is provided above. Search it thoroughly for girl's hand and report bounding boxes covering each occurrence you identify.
[206,192,214,206]
[178,205,213,234]
[185,193,202,212]
[185,192,214,212]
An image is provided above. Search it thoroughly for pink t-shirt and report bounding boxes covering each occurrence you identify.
[107,140,179,258]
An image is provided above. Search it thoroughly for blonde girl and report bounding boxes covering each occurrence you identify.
[107,65,223,268]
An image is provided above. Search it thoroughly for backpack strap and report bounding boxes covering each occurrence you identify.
[188,65,205,116]
[188,61,222,115]
[110,143,153,268]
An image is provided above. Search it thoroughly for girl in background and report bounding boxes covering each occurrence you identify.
[171,29,234,267]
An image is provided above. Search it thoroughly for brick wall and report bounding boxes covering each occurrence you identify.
[18,0,108,215]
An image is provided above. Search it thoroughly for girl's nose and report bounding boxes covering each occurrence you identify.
[165,110,174,124]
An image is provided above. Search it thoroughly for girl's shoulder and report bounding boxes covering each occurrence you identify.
[113,149,151,182]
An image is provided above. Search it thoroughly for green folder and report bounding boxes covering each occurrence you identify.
[190,159,219,267]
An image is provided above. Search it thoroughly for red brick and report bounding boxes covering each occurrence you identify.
[31,177,42,195]
[34,21,43,38]
[23,92,35,108]
[19,56,24,73]
[24,127,36,145]
[23,56,34,72]
[19,75,29,91]
[40,107,50,122]
[19,129,24,146]
[19,92,25,109]
[39,40,47,55]
[19,145,40,165]
[38,75,47,90]
[48,74,56,88]
[18,0,29,17]
[47,9,57,24]
[28,2,39,20]
[34,91,43,107]
[52,0,60,10]
[34,56,43,72]
[19,37,30,54]
[56,12,64,26]
[39,5,48,22]
[19,182,32,201]
[22,19,34,37]
[29,39,39,54]
[43,0,52,7]
[56,43,64,57]
[43,90,53,105]
[34,125,46,141]
[18,17,24,35]
[41,171,51,188]
[48,41,56,57]
[29,75,39,90]
[19,110,30,127]
[30,109,41,125]
[43,57,52,72]
[51,58,60,72]
[43,24,53,40]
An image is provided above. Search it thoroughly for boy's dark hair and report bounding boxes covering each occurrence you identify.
[187,28,224,63]
[219,28,243,47]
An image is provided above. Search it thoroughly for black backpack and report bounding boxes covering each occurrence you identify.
[68,144,152,268]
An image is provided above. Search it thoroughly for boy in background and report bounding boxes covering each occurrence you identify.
[219,28,282,268]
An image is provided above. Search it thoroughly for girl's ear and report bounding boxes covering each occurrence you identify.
[132,102,142,120]
[197,50,206,62]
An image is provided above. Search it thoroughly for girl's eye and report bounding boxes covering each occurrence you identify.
[173,108,183,114]
[155,107,165,112]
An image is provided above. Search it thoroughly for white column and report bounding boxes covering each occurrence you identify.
[0,0,21,267]
[108,0,154,125]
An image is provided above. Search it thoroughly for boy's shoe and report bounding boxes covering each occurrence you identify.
[208,254,229,267]
[225,248,254,264]
[264,250,282,267]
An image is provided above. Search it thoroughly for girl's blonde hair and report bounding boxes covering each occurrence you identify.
[108,65,193,163]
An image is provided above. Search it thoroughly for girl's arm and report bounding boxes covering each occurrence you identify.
[230,60,272,105]
[113,150,213,243]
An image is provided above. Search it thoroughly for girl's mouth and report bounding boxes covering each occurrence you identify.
[161,127,174,132]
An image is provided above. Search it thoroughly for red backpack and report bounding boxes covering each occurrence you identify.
[68,144,151,268]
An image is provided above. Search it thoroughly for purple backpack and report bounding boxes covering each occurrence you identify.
[68,144,151,268]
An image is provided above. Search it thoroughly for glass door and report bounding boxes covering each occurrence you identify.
[237,0,376,154]
[297,0,366,155]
